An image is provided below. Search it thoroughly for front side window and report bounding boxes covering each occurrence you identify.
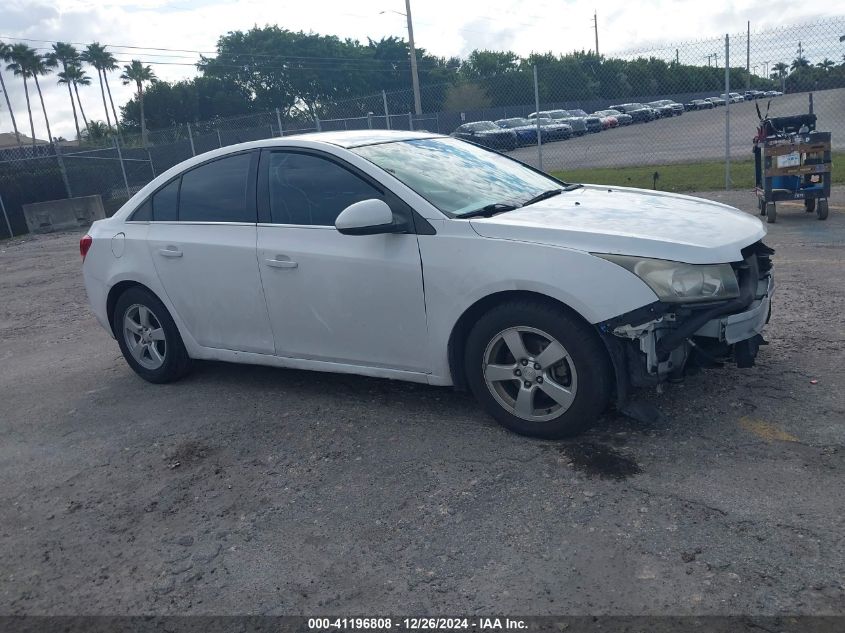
[179,153,253,223]
[353,137,561,217]
[267,152,382,226]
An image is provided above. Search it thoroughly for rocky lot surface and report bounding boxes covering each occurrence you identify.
[0,188,843,615]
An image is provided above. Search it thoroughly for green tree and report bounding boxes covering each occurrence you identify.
[816,58,835,71]
[82,43,119,130]
[58,63,92,137]
[0,41,22,146]
[120,60,156,146]
[5,44,52,145]
[47,42,83,140]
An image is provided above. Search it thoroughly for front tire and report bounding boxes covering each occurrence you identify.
[113,286,192,384]
[464,300,612,439]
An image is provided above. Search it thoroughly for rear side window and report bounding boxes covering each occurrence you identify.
[267,152,382,226]
[152,178,179,221]
[179,153,253,223]
[131,199,152,221]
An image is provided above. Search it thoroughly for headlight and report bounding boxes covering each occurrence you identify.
[597,254,740,303]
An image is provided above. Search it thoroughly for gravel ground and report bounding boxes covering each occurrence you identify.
[507,89,845,170]
[0,187,843,616]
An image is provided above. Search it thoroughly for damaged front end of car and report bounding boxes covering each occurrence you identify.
[596,241,775,418]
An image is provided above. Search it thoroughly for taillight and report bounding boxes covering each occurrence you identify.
[80,235,93,262]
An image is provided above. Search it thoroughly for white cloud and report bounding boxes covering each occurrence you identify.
[1,0,841,138]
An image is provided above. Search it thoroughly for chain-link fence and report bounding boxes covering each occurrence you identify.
[2,17,843,239]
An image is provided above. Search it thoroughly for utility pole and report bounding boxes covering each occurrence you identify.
[675,49,679,64]
[592,11,599,56]
[706,54,712,67]
[746,21,751,89]
[713,52,719,68]
[405,0,422,116]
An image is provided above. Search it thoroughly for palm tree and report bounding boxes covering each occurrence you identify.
[47,42,82,140]
[5,43,38,146]
[28,52,54,143]
[790,56,810,71]
[0,41,22,146]
[771,62,789,78]
[100,51,121,132]
[82,120,113,144]
[121,60,156,146]
[816,58,835,71]
[82,43,113,129]
[58,64,91,137]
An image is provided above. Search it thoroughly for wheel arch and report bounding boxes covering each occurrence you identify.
[106,280,160,337]
[447,290,607,391]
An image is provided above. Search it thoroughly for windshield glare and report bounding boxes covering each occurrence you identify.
[353,137,561,217]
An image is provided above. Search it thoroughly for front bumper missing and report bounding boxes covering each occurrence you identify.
[598,259,774,394]
[694,275,774,345]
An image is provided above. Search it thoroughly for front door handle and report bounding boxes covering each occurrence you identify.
[265,256,298,269]
[158,247,183,258]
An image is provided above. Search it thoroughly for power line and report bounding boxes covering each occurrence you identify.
[0,35,443,67]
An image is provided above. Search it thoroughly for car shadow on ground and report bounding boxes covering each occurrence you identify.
[173,359,663,482]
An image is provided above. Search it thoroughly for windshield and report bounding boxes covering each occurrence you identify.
[569,109,589,117]
[353,137,563,217]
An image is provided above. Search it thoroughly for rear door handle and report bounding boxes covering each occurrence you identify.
[265,256,298,269]
[158,247,183,258]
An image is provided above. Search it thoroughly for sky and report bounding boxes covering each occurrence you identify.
[1,0,842,140]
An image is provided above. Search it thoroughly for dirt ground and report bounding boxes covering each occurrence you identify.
[0,187,843,616]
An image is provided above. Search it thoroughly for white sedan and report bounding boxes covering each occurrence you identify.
[82,131,774,438]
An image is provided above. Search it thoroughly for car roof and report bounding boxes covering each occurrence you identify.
[285,129,444,148]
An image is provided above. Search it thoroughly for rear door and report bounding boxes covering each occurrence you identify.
[147,151,275,354]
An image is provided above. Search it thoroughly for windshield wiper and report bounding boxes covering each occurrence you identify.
[521,184,583,207]
[458,203,519,219]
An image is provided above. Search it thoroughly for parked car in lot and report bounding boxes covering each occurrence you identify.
[723,93,745,104]
[534,117,573,140]
[495,118,540,146]
[608,103,654,123]
[567,109,604,133]
[82,130,775,438]
[594,109,632,126]
[686,99,715,110]
[646,100,678,117]
[593,112,619,129]
[452,121,518,151]
[705,96,726,107]
[763,90,781,97]
[744,90,765,100]
[528,110,588,136]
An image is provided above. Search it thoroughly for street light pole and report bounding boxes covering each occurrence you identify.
[405,0,422,116]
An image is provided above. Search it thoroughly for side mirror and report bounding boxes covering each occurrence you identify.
[335,199,401,236]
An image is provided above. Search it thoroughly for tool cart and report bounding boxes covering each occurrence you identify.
[753,106,832,224]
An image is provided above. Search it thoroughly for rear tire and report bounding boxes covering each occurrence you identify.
[805,198,816,213]
[766,202,777,223]
[817,199,829,220]
[113,286,192,384]
[464,300,612,439]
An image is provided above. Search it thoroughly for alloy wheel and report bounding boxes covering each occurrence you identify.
[123,304,167,370]
[482,326,579,422]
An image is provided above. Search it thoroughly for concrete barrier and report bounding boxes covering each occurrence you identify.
[22,195,106,234]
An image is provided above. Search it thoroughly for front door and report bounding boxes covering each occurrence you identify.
[256,149,428,372]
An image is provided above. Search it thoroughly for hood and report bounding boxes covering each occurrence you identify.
[468,185,766,264]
